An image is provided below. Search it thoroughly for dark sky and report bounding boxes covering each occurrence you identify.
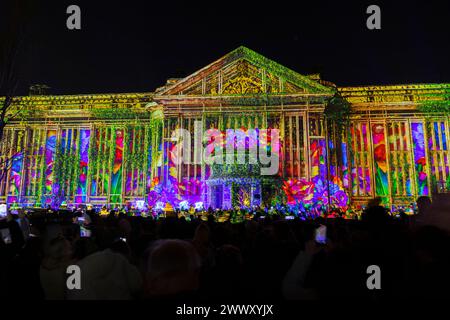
[1,0,450,95]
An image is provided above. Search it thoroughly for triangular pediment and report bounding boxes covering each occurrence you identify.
[156,46,334,96]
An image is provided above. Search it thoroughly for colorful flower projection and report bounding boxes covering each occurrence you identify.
[110,130,124,203]
[205,127,279,157]
[75,129,90,203]
[387,123,412,196]
[124,128,146,196]
[310,139,327,182]
[8,152,24,203]
[349,124,371,196]
[44,130,57,204]
[372,124,389,197]
[9,119,438,208]
[411,123,428,195]
[282,177,348,210]
[427,122,449,189]
[282,139,349,210]
[341,141,349,189]
[147,141,184,207]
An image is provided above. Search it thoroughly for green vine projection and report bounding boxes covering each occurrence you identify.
[324,93,351,135]
[211,163,260,179]
[125,125,147,169]
[419,103,450,114]
[109,126,117,173]
[323,94,351,183]
[144,125,151,183]
[261,177,284,207]
[205,114,263,131]
[226,95,325,106]
[91,107,148,119]
[54,140,80,205]
[149,108,164,180]
[88,128,99,195]
[418,92,450,115]
[223,46,335,94]
[36,145,46,206]
[231,183,240,207]
[0,98,36,125]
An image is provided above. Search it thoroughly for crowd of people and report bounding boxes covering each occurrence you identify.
[1,195,450,300]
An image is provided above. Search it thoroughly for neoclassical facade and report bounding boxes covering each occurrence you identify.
[1,47,449,210]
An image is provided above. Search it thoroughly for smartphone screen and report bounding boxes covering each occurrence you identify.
[80,226,91,237]
[1,228,11,244]
[315,225,327,244]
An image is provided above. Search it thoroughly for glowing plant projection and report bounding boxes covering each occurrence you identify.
[411,122,428,196]
[310,139,328,205]
[8,152,24,203]
[44,130,57,205]
[125,132,134,195]
[372,124,389,198]
[124,127,147,197]
[178,178,204,206]
[341,141,349,188]
[1,47,448,211]
[147,140,184,207]
[282,179,315,204]
[349,123,371,196]
[237,186,251,207]
[282,139,348,211]
[427,121,449,191]
[75,129,90,203]
[110,129,124,203]
[387,122,412,197]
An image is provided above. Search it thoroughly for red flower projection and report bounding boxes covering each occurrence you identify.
[417,157,426,166]
[113,133,124,174]
[373,144,386,162]
[282,179,315,204]
[150,177,160,189]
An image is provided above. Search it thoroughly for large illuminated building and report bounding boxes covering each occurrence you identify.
[1,47,449,211]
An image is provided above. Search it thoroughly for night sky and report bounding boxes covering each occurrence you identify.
[1,0,449,95]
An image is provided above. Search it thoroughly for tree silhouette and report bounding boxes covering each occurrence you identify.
[0,0,34,187]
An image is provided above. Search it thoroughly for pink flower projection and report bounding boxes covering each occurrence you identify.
[113,130,124,175]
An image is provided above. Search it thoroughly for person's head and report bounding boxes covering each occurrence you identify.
[73,237,97,260]
[193,223,210,245]
[6,213,15,222]
[145,239,201,296]
[109,238,130,259]
[416,196,432,215]
[362,205,390,228]
[118,218,132,236]
[43,235,73,264]
[368,197,383,208]
[215,245,243,270]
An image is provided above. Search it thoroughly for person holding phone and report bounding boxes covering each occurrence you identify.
[314,225,327,244]
[282,225,324,300]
